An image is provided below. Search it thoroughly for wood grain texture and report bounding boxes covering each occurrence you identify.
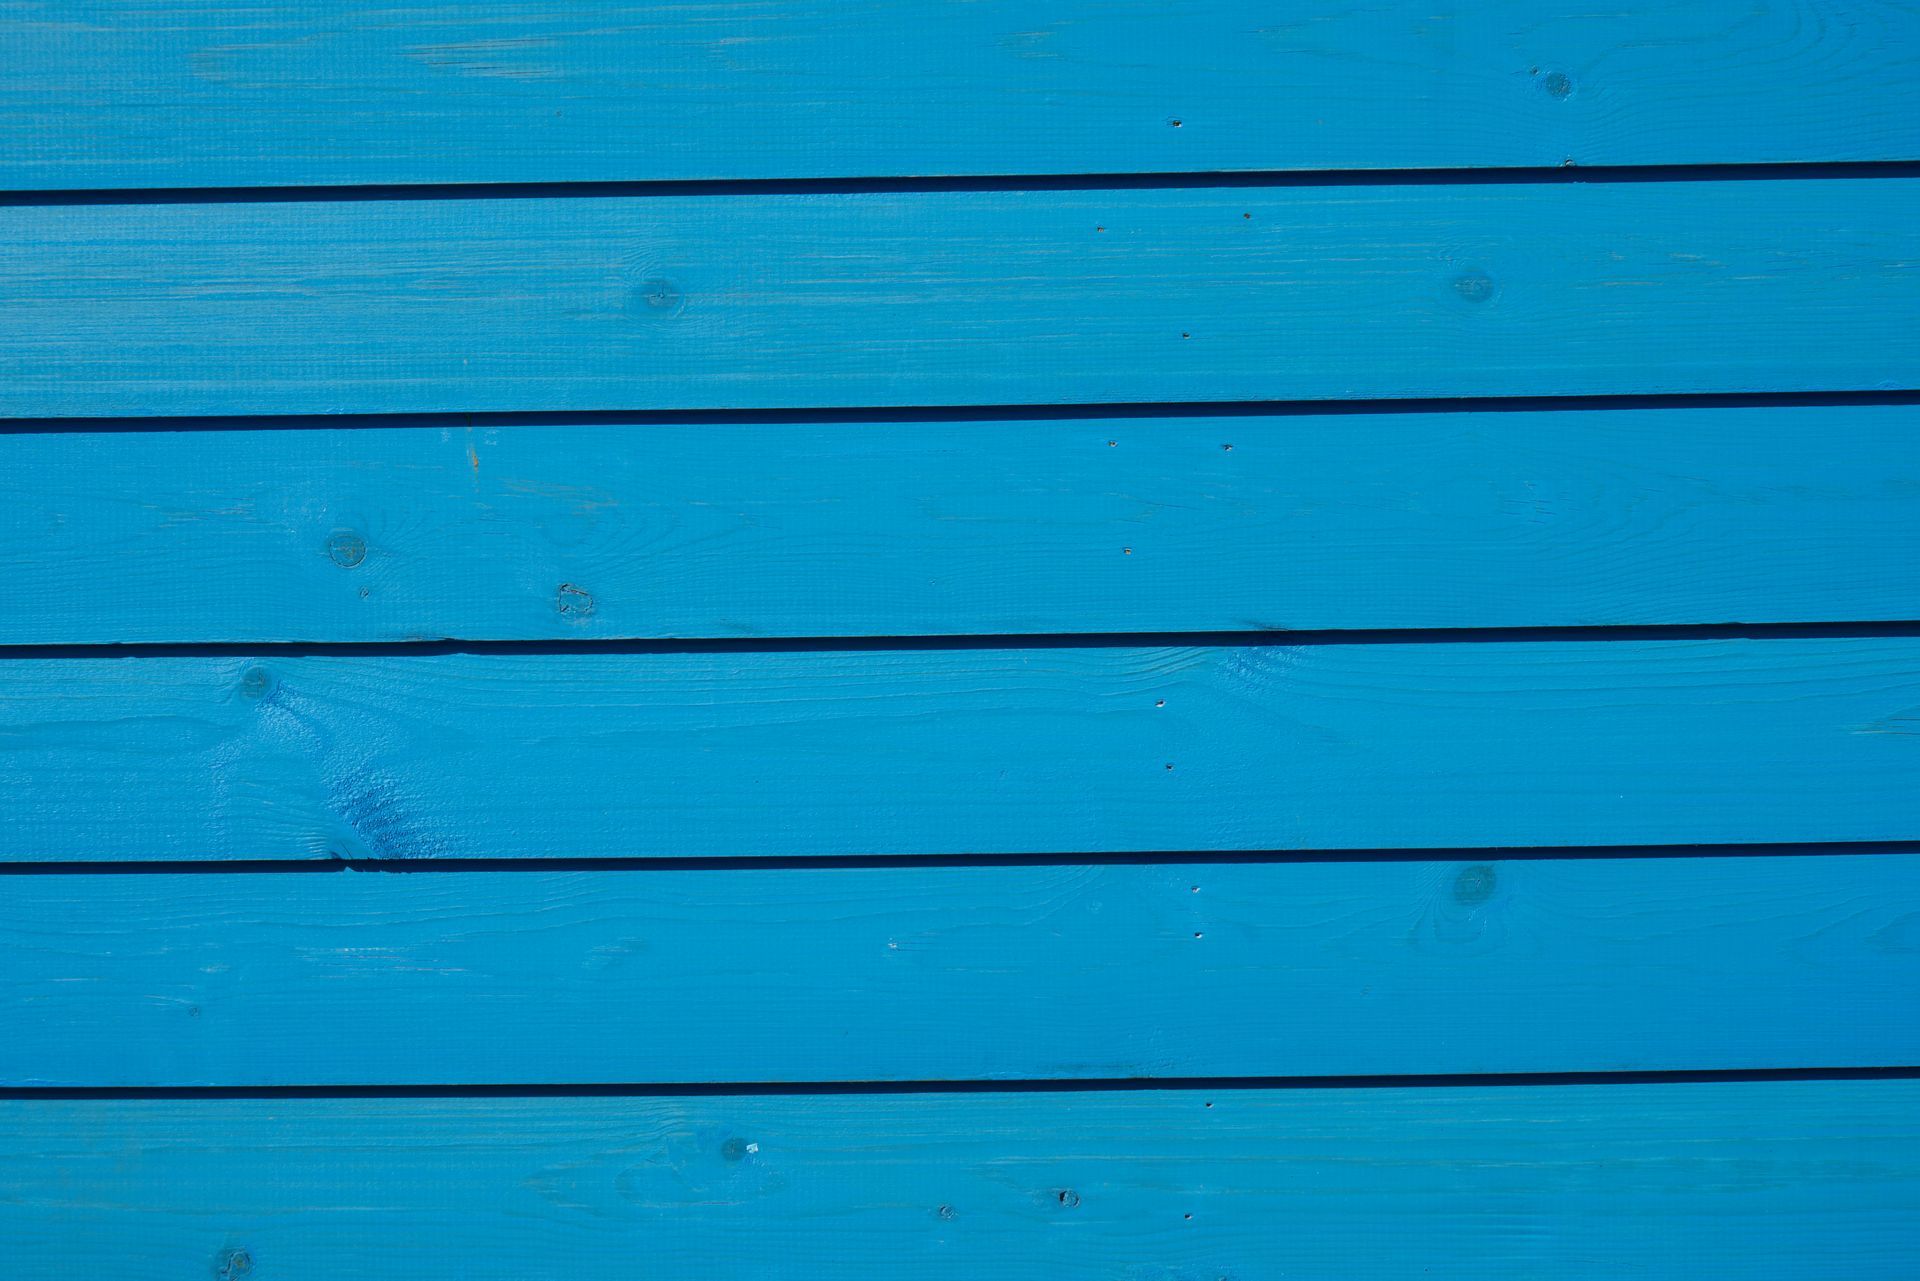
[5,1082,1918,1279]
[4,853,1916,1086]
[5,178,1917,418]
[8,403,1920,642]
[6,1,1919,190]
[3,638,1919,861]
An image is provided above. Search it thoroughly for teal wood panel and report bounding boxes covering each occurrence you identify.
[7,403,1920,642]
[3,638,1917,861]
[4,1082,1917,1279]
[5,178,1917,418]
[5,2,1919,189]
[3,853,1914,1086]
[4,2,1916,1267]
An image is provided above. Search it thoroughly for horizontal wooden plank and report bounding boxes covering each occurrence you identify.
[4,179,1916,418]
[2,638,1918,860]
[4,1082,1916,1278]
[7,2,1919,190]
[4,853,1914,1086]
[9,403,1920,642]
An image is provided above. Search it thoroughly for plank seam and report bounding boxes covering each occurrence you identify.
[3,389,1916,433]
[6,1068,1918,1100]
[3,840,1912,876]
[8,160,1920,207]
[5,621,1919,661]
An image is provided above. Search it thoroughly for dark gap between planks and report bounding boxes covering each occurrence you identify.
[1,839,1912,876]
[1,389,1917,433]
[5,159,1920,207]
[5,1067,1919,1101]
[3,620,1920,662]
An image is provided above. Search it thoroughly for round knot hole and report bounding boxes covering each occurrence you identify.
[1452,272,1496,304]
[1453,863,1498,905]
[636,277,685,317]
[325,531,367,568]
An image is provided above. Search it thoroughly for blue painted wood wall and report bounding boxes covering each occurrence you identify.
[3,4,1919,1275]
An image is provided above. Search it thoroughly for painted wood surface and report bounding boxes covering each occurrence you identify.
[8,402,1920,642]
[6,178,1918,419]
[9,2,1920,191]
[5,1081,1918,1279]
[3,853,1915,1087]
[5,0,1916,1265]
[3,637,1918,861]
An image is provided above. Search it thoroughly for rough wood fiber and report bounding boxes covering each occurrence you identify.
[3,638,1918,861]
[5,178,1918,418]
[4,1082,1917,1280]
[7,403,1920,642]
[6,1,1918,189]
[3,853,1915,1086]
